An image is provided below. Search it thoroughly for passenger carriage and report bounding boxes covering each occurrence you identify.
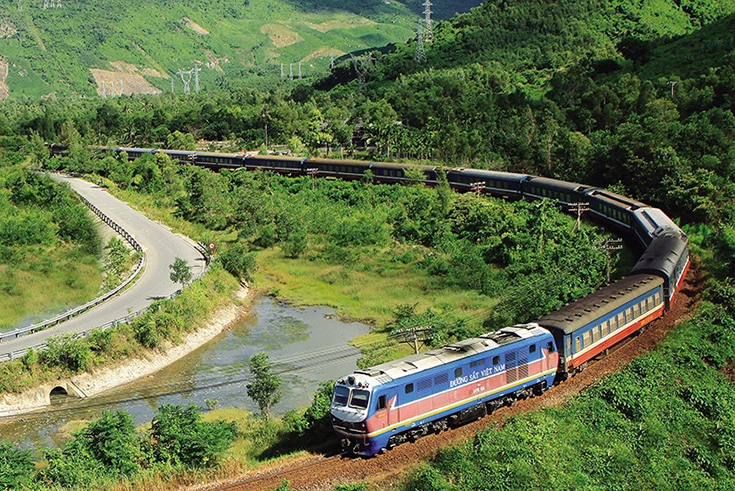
[537,275,665,375]
[242,154,306,174]
[520,176,595,206]
[630,233,690,309]
[583,188,646,233]
[445,168,528,198]
[631,207,684,248]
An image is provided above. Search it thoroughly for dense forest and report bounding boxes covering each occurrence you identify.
[1,0,735,488]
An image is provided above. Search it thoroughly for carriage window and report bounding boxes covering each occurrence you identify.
[492,356,500,365]
[583,331,591,346]
[454,367,463,378]
[566,337,572,353]
[376,395,386,410]
[529,344,536,353]
[405,383,414,394]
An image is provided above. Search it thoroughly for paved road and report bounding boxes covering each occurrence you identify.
[0,175,206,357]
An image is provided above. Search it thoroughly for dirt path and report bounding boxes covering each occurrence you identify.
[201,267,702,491]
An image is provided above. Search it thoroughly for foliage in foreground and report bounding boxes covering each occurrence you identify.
[0,380,337,490]
[28,404,236,489]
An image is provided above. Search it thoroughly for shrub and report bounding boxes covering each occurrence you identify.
[41,334,91,373]
[150,404,237,468]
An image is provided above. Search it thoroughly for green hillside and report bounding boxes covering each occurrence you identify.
[0,0,482,100]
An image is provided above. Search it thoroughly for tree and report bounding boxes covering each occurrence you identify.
[246,353,282,420]
[166,131,196,150]
[169,257,192,288]
[219,242,258,283]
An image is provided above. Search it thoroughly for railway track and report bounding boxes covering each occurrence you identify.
[198,267,700,491]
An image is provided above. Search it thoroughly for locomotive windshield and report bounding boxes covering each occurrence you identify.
[350,390,370,409]
[333,386,350,405]
[332,386,370,409]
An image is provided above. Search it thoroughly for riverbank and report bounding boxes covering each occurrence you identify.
[0,286,254,418]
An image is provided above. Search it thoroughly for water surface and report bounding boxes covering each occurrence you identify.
[0,296,370,449]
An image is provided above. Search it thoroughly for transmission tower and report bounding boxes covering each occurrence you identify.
[177,69,193,94]
[422,0,433,41]
[350,53,375,89]
[415,21,426,64]
[193,65,201,93]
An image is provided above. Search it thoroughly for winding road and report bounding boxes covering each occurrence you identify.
[0,174,206,358]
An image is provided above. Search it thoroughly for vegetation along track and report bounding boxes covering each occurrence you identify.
[202,267,702,491]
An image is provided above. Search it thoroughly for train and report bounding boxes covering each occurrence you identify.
[48,144,690,456]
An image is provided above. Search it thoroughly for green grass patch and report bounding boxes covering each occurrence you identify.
[0,244,103,331]
[255,246,495,327]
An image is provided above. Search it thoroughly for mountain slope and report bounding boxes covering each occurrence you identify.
[0,0,482,100]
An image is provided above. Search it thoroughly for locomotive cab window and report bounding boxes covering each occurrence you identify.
[405,383,414,394]
[547,342,555,353]
[350,390,370,409]
[333,386,350,406]
[454,367,463,378]
[529,344,536,353]
[376,395,386,410]
[492,356,500,365]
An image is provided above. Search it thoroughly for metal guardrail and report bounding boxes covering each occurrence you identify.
[0,188,208,362]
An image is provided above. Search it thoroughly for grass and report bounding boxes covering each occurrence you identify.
[255,245,496,327]
[0,244,103,332]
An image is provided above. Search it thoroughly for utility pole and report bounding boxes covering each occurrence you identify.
[298,61,302,79]
[17,0,21,12]
[470,181,486,195]
[667,80,678,96]
[306,167,318,189]
[289,63,293,80]
[390,326,433,354]
[280,63,284,79]
[595,237,624,284]
[567,202,590,232]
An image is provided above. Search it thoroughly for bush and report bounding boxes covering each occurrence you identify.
[150,404,237,468]
[41,334,91,373]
